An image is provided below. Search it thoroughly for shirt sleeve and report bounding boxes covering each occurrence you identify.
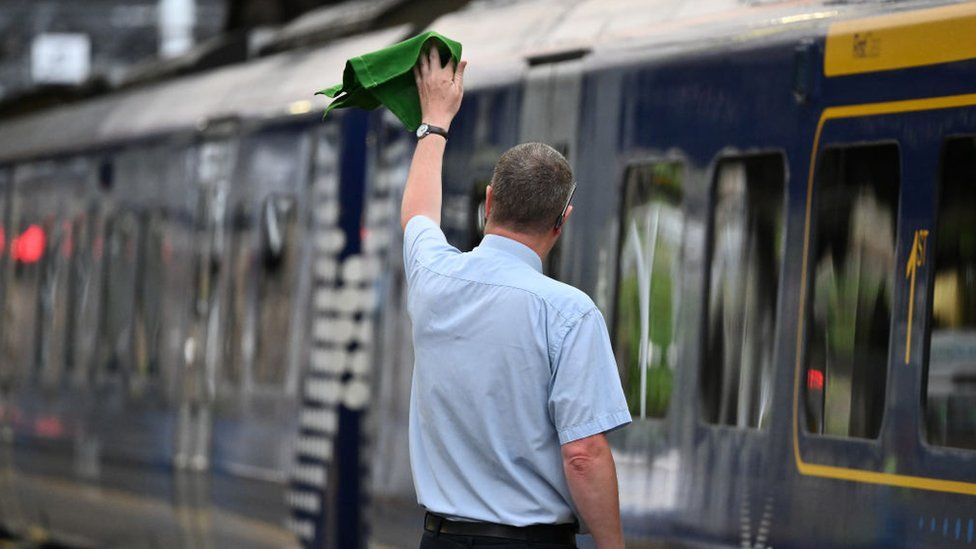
[549,308,632,445]
[403,215,459,280]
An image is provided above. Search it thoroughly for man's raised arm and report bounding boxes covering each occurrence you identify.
[400,46,467,230]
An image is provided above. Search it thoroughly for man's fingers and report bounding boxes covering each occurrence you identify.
[455,60,468,86]
[413,65,422,89]
[418,48,429,76]
[429,45,441,72]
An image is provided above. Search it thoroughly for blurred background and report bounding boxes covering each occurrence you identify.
[0,1,974,548]
[0,0,466,119]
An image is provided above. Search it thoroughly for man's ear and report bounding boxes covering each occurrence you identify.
[484,185,493,221]
[555,204,574,235]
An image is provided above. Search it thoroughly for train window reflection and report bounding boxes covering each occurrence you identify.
[223,202,251,386]
[0,174,8,382]
[134,213,166,383]
[925,137,976,451]
[254,193,298,386]
[804,144,899,439]
[702,154,785,429]
[612,162,684,419]
[38,218,73,387]
[97,211,139,379]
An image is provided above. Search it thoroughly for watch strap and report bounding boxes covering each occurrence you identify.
[420,124,449,140]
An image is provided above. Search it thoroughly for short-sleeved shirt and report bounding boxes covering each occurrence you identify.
[403,215,631,527]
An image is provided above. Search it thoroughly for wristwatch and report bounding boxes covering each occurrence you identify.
[416,123,449,141]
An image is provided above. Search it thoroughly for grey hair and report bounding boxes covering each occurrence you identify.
[488,142,574,234]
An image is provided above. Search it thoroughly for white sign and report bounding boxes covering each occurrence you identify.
[31,33,91,85]
[159,0,196,58]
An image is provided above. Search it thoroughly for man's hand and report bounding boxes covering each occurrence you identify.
[413,44,467,130]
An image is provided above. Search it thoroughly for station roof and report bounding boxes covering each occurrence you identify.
[0,26,409,163]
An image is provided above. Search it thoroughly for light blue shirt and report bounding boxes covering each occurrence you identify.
[404,215,631,527]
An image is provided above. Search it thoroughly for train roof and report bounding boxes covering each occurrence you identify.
[0,0,967,164]
[437,0,963,79]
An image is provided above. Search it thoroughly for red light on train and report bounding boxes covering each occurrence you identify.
[0,227,4,256]
[34,415,64,438]
[807,369,824,391]
[12,224,46,263]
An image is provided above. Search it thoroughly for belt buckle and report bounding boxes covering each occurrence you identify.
[425,512,445,536]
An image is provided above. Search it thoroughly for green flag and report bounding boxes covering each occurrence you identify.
[316,31,463,131]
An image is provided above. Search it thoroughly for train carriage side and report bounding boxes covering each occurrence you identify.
[569,37,801,547]
[566,3,976,547]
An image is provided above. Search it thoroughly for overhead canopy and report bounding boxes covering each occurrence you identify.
[0,26,408,163]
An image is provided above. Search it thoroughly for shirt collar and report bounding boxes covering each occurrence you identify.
[478,234,544,273]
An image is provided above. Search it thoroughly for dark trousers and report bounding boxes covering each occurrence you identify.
[419,531,577,548]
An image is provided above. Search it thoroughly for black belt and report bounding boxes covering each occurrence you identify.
[424,512,576,545]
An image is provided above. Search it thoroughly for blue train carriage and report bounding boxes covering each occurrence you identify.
[567,1,976,547]
[0,25,408,548]
[365,0,976,547]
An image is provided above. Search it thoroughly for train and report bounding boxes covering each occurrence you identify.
[1,0,975,547]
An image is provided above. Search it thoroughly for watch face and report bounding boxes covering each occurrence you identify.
[416,124,429,138]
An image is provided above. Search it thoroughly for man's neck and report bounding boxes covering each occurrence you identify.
[484,226,550,261]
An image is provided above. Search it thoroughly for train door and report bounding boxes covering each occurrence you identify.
[86,143,192,473]
[519,53,585,279]
[209,122,312,538]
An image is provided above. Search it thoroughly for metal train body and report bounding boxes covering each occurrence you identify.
[1,1,975,547]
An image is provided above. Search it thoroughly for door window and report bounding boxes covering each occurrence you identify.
[925,136,976,450]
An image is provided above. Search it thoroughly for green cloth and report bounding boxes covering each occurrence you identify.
[316,31,462,131]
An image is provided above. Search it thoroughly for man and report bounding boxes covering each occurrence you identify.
[401,46,631,549]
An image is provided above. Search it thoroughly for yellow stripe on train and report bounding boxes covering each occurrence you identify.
[825,2,976,77]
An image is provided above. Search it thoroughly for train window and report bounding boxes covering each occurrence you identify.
[38,216,74,387]
[612,161,684,419]
[223,201,252,387]
[134,212,166,382]
[702,154,785,428]
[804,144,899,438]
[65,212,95,380]
[4,169,48,382]
[97,211,140,379]
[925,136,976,450]
[253,193,298,386]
